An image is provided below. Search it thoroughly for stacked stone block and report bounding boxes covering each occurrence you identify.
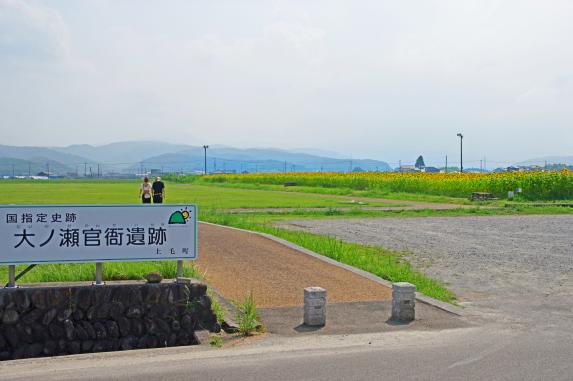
[0,282,219,360]
[391,282,416,322]
[303,287,326,326]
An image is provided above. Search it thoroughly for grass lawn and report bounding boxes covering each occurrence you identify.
[190,179,474,205]
[1,180,402,209]
[0,261,201,285]
[212,204,573,222]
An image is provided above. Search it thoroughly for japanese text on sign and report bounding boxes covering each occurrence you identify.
[0,205,197,265]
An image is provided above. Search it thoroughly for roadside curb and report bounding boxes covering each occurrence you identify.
[199,221,463,317]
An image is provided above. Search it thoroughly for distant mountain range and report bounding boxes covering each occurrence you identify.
[516,156,573,166]
[0,142,392,176]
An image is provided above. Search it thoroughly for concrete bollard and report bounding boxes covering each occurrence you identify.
[391,282,416,322]
[304,287,326,326]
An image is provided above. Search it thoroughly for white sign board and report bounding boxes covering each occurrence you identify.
[0,204,197,265]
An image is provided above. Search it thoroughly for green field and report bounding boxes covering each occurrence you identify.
[4,178,569,303]
[181,179,473,205]
[1,181,402,209]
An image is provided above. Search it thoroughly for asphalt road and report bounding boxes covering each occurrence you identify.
[1,324,571,381]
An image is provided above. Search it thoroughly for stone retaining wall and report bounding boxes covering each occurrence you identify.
[0,282,220,360]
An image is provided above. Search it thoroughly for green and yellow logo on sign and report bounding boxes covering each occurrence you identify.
[168,209,190,225]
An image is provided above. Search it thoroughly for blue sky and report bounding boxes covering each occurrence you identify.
[1,0,572,167]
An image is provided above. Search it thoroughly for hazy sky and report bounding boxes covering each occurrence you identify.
[1,0,572,167]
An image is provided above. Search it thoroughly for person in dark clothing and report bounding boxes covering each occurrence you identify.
[152,176,165,204]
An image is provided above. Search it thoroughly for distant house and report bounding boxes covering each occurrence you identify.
[506,166,520,172]
[522,165,543,172]
[421,167,440,173]
[396,165,419,173]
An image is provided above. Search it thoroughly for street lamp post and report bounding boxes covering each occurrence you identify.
[456,133,464,173]
[202,145,209,175]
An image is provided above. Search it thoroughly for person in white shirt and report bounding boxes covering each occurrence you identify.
[139,177,152,204]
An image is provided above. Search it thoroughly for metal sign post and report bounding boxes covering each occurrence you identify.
[94,262,104,286]
[7,265,16,288]
[177,260,184,279]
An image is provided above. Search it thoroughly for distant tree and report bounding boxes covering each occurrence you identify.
[415,155,425,168]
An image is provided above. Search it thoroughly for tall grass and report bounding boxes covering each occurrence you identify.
[234,292,262,336]
[0,261,201,284]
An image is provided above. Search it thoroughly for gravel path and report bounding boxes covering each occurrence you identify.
[277,215,573,325]
[195,223,391,308]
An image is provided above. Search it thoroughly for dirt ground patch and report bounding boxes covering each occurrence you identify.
[195,223,391,308]
[277,215,573,326]
[224,198,476,213]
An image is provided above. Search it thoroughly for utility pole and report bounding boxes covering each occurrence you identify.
[480,160,483,173]
[445,155,448,173]
[84,162,87,177]
[202,145,209,175]
[214,158,217,172]
[97,164,100,178]
[284,161,287,173]
[47,163,50,179]
[12,164,15,178]
[457,133,464,173]
[399,160,402,173]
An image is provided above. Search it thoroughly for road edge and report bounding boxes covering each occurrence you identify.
[199,221,463,316]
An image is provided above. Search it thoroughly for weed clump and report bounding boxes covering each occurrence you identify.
[209,333,224,348]
[234,293,262,336]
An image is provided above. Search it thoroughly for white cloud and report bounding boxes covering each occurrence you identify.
[0,0,572,163]
[0,0,71,63]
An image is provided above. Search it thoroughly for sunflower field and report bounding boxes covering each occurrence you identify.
[201,170,573,201]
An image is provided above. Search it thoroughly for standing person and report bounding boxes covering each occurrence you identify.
[140,177,152,204]
[152,176,165,204]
